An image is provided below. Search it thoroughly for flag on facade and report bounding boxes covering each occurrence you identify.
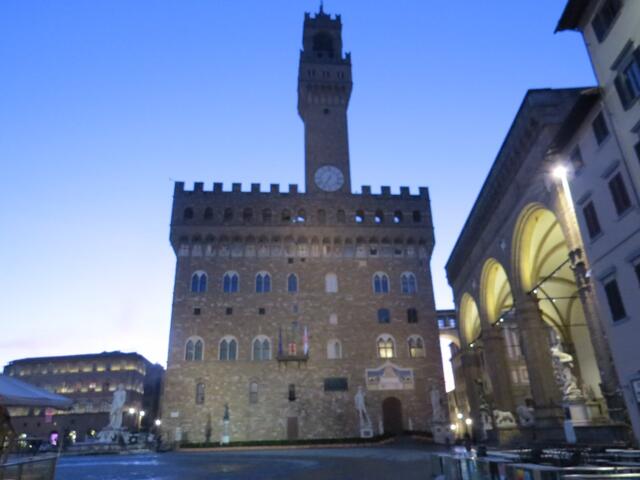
[303,326,309,355]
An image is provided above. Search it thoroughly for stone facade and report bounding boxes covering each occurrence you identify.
[3,351,164,442]
[160,7,444,444]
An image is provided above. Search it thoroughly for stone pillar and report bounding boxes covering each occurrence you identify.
[515,294,564,429]
[482,327,516,414]
[459,347,483,439]
[570,249,627,423]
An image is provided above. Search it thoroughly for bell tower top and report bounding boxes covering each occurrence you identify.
[298,7,352,194]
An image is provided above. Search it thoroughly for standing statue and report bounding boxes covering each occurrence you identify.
[550,339,583,401]
[430,385,445,422]
[109,384,127,429]
[354,386,372,428]
[516,404,535,427]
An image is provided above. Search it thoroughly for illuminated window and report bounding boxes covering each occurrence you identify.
[255,272,271,293]
[373,272,390,294]
[401,272,417,294]
[408,335,425,358]
[377,335,395,358]
[223,272,239,293]
[191,271,207,293]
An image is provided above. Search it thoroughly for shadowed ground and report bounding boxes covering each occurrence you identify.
[55,438,450,480]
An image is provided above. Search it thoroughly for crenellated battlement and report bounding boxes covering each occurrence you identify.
[174,181,429,199]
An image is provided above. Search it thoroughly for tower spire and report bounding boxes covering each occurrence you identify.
[319,1,324,13]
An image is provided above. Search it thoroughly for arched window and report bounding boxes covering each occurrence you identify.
[318,209,327,224]
[408,335,425,358]
[337,210,346,223]
[327,339,342,359]
[243,208,253,223]
[252,336,271,361]
[377,308,391,324]
[262,208,272,223]
[355,210,365,223]
[407,308,418,323]
[249,382,259,404]
[191,271,207,293]
[185,337,204,362]
[325,273,338,293]
[195,382,205,404]
[255,272,271,293]
[219,336,238,361]
[377,335,395,358]
[287,274,298,293]
[296,209,306,223]
[401,272,417,294]
[313,31,335,58]
[204,207,213,220]
[374,210,384,224]
[412,210,422,223]
[373,272,390,294]
[183,207,194,220]
[223,208,233,222]
[393,211,403,223]
[282,209,292,222]
[223,272,239,293]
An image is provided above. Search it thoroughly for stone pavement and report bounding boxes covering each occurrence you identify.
[55,438,450,479]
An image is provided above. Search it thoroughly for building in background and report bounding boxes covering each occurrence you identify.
[3,351,163,443]
[446,88,629,445]
[161,6,444,443]
[555,0,640,445]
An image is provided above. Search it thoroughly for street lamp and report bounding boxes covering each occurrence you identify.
[128,407,136,415]
[154,419,162,427]
[552,164,568,180]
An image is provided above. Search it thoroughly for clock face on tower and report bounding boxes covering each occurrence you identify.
[314,165,344,192]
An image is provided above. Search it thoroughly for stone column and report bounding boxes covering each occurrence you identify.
[570,249,627,423]
[482,327,516,414]
[459,347,483,439]
[515,293,564,430]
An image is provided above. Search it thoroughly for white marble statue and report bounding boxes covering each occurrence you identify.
[516,404,535,427]
[493,409,517,428]
[430,385,445,422]
[354,386,372,428]
[550,340,583,401]
[109,384,127,429]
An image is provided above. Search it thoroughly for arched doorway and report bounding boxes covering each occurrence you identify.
[382,397,403,435]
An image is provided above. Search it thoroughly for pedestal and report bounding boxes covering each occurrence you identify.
[568,401,589,426]
[220,420,230,445]
[360,427,373,438]
[431,422,452,444]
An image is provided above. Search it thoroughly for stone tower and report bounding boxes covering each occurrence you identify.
[298,7,352,194]
[161,7,445,444]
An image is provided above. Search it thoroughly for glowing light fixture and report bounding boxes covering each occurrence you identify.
[155,419,162,427]
[128,407,136,415]
[465,418,473,426]
[552,164,568,180]
[456,413,464,420]
[450,424,457,431]
[139,410,146,417]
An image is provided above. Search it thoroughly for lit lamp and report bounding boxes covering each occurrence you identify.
[128,407,136,415]
[552,164,568,180]
[154,419,162,427]
[465,418,473,426]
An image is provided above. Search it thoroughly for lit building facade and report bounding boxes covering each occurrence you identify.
[161,7,444,443]
[3,351,163,442]
[446,88,629,445]
[555,0,640,444]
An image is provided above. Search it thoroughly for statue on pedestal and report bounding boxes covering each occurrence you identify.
[430,385,445,422]
[109,384,126,429]
[354,387,373,437]
[550,339,583,401]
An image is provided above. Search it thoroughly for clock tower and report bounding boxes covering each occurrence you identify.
[298,6,352,193]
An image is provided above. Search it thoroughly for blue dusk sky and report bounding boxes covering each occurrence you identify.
[0,1,594,369]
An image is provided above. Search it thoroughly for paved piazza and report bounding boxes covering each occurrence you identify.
[55,440,446,479]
